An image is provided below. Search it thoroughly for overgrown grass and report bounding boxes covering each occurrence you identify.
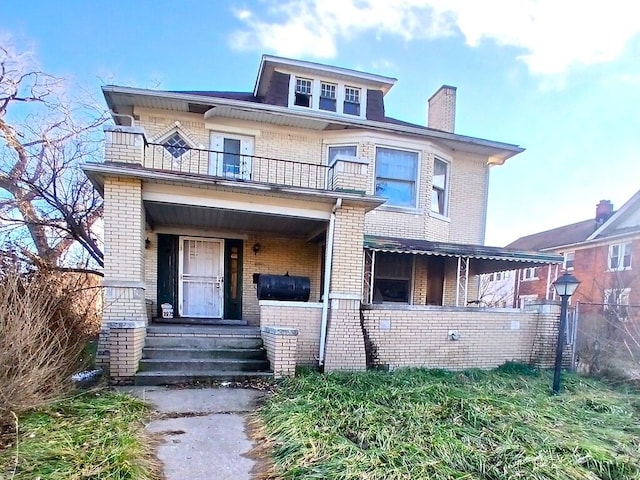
[0,390,160,480]
[258,364,640,479]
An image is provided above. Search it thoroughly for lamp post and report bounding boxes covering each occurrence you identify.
[551,271,580,394]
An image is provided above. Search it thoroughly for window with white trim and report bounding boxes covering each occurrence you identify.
[294,78,313,107]
[431,158,449,215]
[343,86,361,116]
[320,82,337,112]
[328,145,357,164]
[372,252,413,303]
[375,147,418,208]
[604,288,631,320]
[564,251,575,270]
[521,267,537,281]
[608,243,632,271]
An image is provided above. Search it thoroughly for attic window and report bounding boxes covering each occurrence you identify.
[163,132,190,159]
[344,86,361,115]
[320,82,337,112]
[295,78,312,107]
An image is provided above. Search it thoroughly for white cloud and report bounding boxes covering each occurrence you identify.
[230,0,640,75]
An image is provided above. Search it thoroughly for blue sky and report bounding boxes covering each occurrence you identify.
[3,0,639,246]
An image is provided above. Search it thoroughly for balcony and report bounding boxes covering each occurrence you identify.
[145,143,329,190]
[104,125,370,194]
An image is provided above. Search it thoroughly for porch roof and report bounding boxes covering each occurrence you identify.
[364,235,563,273]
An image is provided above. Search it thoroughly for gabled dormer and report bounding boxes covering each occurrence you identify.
[253,55,396,121]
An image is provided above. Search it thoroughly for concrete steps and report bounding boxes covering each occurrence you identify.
[134,324,272,386]
[134,370,273,386]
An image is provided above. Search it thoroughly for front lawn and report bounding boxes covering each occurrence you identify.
[0,390,159,480]
[258,364,640,479]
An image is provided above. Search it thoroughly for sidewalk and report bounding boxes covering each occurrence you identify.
[122,386,266,480]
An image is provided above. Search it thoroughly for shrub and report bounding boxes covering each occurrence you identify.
[0,269,101,427]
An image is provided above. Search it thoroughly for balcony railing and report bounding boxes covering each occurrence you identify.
[144,143,330,190]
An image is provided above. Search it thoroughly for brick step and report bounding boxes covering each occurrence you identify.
[142,346,266,360]
[134,370,273,386]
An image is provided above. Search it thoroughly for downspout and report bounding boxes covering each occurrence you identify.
[319,197,342,367]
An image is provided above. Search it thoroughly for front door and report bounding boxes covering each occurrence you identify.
[179,237,224,318]
[209,132,253,180]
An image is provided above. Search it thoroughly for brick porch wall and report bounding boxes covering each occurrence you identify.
[259,301,322,366]
[361,306,564,370]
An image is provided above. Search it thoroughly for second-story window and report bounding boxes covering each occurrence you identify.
[564,251,575,270]
[320,82,337,112]
[608,243,632,271]
[375,147,418,208]
[344,86,361,116]
[522,267,537,281]
[328,145,357,164]
[431,158,449,216]
[163,132,190,159]
[295,78,312,107]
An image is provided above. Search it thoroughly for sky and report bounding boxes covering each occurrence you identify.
[2,0,639,246]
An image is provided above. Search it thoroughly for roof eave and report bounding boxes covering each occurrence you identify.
[102,86,523,159]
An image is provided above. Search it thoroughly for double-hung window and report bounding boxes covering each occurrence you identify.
[608,243,632,271]
[522,267,537,281]
[375,147,418,207]
[564,252,575,270]
[431,158,449,216]
[295,78,313,107]
[344,86,361,116]
[320,82,337,112]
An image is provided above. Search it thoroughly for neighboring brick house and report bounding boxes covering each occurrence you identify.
[506,193,640,315]
[83,55,563,383]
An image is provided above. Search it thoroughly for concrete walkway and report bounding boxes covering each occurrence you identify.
[122,387,266,480]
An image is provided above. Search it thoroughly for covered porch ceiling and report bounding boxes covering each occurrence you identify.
[144,201,326,238]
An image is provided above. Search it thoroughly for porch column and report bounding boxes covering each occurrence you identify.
[324,204,368,372]
[98,175,147,383]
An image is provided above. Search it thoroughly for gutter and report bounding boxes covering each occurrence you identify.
[318,198,342,367]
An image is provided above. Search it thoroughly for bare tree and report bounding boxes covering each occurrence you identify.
[477,271,515,308]
[0,41,107,270]
[575,270,640,379]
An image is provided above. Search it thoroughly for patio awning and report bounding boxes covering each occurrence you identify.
[365,235,561,264]
[364,235,563,307]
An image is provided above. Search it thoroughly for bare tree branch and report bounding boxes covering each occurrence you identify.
[0,40,107,271]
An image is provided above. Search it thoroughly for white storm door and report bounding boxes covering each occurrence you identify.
[178,237,224,318]
[209,132,253,180]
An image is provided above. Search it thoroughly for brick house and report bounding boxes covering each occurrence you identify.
[507,194,640,308]
[83,55,564,384]
[504,193,640,357]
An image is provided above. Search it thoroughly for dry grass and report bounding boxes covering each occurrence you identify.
[0,270,101,428]
[0,390,161,480]
[258,364,640,479]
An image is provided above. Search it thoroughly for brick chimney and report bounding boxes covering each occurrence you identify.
[595,200,614,227]
[427,85,457,133]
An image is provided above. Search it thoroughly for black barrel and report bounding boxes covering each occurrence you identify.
[257,274,311,301]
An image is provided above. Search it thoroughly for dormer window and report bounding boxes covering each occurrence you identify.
[320,82,337,112]
[295,78,312,107]
[344,86,361,116]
